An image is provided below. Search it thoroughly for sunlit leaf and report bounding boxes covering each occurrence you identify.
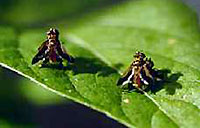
[0,0,200,127]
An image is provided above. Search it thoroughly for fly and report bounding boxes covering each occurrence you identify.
[117,52,156,91]
[32,28,74,67]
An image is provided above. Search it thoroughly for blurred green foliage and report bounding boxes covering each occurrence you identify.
[0,67,67,127]
[0,67,65,105]
[0,0,121,26]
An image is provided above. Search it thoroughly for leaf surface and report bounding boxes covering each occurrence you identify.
[0,0,200,128]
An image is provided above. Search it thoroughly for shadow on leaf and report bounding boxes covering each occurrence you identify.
[68,57,122,77]
[40,63,68,70]
[39,57,122,77]
[150,69,183,95]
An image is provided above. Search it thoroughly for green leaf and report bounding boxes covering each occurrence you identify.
[0,0,200,128]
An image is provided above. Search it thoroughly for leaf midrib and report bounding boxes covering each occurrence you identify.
[15,30,178,127]
[14,31,134,127]
[0,55,133,128]
[66,32,200,127]
[1,27,199,128]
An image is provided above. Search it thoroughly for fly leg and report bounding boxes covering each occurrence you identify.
[128,83,135,91]
[57,43,75,63]
[56,56,64,68]
[32,52,44,65]
[60,52,74,63]
[41,57,49,67]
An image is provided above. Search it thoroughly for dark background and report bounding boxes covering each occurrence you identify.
[0,0,200,128]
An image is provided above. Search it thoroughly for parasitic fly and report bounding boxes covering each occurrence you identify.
[32,28,74,67]
[117,52,158,91]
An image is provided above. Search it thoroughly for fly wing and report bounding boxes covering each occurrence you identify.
[139,73,149,85]
[57,42,74,63]
[32,41,48,65]
[38,40,48,52]
[140,65,154,85]
[117,65,134,86]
